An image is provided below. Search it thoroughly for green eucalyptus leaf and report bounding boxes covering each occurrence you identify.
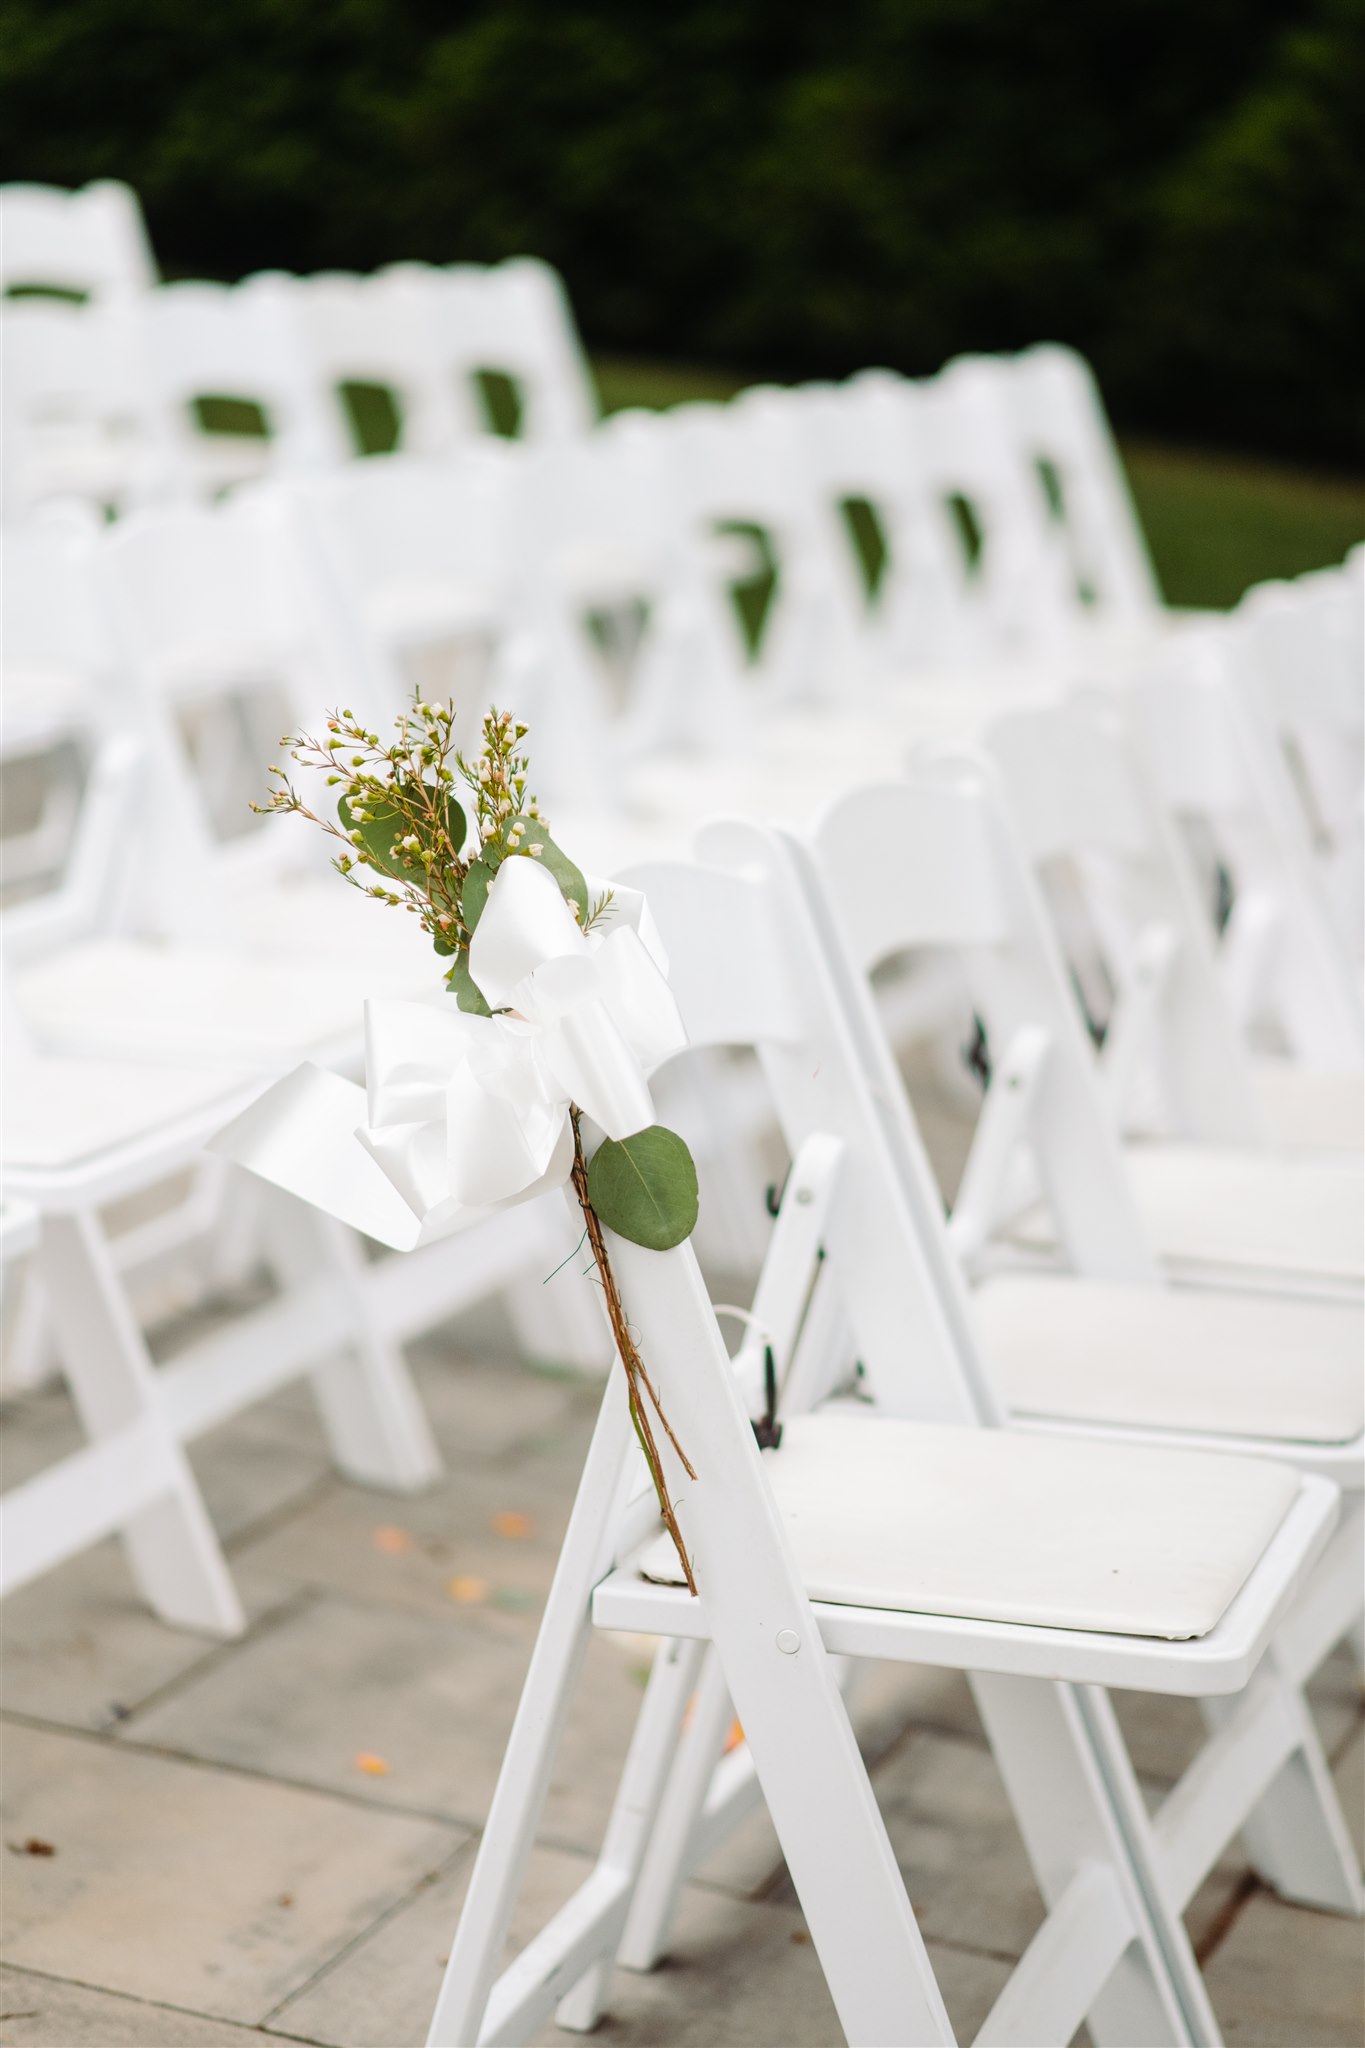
[339,792,410,880]
[431,933,457,957]
[587,1125,698,1251]
[531,832,589,924]
[461,855,494,934]
[444,951,491,1016]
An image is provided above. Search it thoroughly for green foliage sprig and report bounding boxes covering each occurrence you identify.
[258,694,700,1591]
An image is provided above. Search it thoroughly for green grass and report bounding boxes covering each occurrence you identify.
[591,353,1365,613]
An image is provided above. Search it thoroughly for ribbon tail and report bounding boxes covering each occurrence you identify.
[209,1063,426,1251]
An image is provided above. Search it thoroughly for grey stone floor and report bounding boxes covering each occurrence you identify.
[2,1318,1362,2048]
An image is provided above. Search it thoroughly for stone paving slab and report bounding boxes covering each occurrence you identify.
[274,1836,1015,2048]
[229,1426,591,1629]
[0,1966,281,2047]
[119,1592,655,1850]
[0,1721,462,2026]
[0,1548,299,1734]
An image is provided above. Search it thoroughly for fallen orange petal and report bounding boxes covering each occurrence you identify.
[354,1752,390,1776]
[490,1511,533,1540]
[447,1575,489,1604]
[724,1719,745,1754]
[372,1526,415,1555]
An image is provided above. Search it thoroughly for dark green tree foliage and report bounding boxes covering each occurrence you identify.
[2,0,1361,457]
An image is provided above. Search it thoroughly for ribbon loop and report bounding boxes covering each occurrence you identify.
[212,853,687,1250]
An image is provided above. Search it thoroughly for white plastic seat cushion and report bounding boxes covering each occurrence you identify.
[1122,1144,1364,1284]
[3,1051,252,1171]
[640,1412,1301,1641]
[214,875,440,989]
[1253,1060,1363,1157]
[1016,1143,1364,1286]
[18,939,382,1069]
[975,1272,1365,1446]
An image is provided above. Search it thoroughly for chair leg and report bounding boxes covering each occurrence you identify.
[428,1385,635,2048]
[263,1191,442,1493]
[617,1644,742,1973]
[554,1634,708,2032]
[971,1673,1212,2047]
[36,1209,244,1636]
[1200,1648,1364,1917]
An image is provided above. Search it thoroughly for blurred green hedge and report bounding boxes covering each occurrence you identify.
[4,0,1363,460]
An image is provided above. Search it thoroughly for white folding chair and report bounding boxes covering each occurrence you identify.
[143,273,345,497]
[987,693,1362,1160]
[1236,568,1365,973]
[283,264,464,458]
[0,178,157,301]
[277,448,524,757]
[424,820,1348,2048]
[429,258,598,445]
[1,295,180,518]
[997,343,1163,630]
[1134,625,1363,1071]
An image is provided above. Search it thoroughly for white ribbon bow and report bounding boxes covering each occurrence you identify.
[212,855,686,1250]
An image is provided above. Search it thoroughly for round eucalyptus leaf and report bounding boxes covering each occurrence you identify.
[532,832,590,924]
[444,951,491,1016]
[587,1125,699,1251]
[338,792,410,879]
[461,856,494,934]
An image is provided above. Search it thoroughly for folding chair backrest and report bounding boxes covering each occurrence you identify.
[284,265,462,459]
[280,448,523,751]
[1004,344,1161,622]
[0,179,157,301]
[144,275,347,493]
[1135,628,1363,1060]
[638,396,844,712]
[773,374,971,673]
[984,699,1268,1142]
[810,758,1160,1282]
[94,495,366,929]
[626,826,996,1426]
[430,259,597,444]
[909,356,1078,652]
[1,296,179,519]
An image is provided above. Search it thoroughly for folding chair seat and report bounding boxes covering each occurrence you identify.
[637,1411,1301,1641]
[1,1028,444,1636]
[973,1273,1363,1460]
[0,178,156,301]
[396,823,1355,2047]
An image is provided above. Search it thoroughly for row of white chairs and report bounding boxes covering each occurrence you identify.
[2,253,597,515]
[3,508,1361,2041]
[2,446,1358,1610]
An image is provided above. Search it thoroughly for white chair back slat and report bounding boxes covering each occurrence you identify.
[813,758,1161,1285]
[986,699,1271,1144]
[0,179,157,301]
[1,296,181,518]
[430,258,597,444]
[1006,343,1161,622]
[144,274,349,493]
[284,265,462,458]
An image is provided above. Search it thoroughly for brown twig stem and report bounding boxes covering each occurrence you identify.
[569,1113,698,1597]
